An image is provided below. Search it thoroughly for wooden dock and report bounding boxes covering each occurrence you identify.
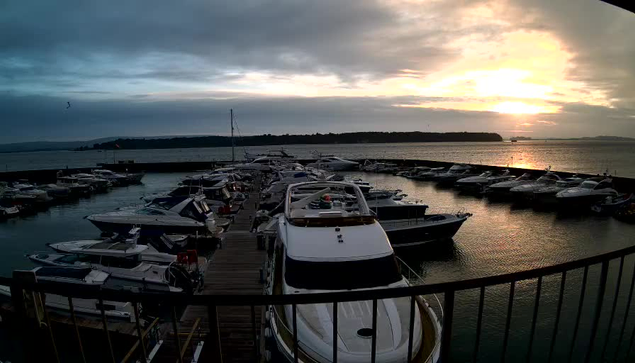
[174,190,266,363]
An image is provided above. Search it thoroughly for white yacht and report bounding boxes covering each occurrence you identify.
[362,161,400,173]
[532,175,585,205]
[556,178,619,207]
[455,170,514,191]
[435,164,478,185]
[510,172,561,200]
[0,267,172,322]
[306,156,359,171]
[72,173,112,192]
[57,176,92,197]
[86,196,218,237]
[0,205,19,219]
[410,167,445,181]
[484,173,534,197]
[267,181,441,363]
[10,183,52,203]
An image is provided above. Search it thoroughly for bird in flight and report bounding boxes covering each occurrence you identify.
[66,102,71,109]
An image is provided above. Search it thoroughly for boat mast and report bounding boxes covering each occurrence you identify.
[230,109,235,162]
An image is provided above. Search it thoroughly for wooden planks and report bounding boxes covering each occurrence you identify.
[178,188,266,362]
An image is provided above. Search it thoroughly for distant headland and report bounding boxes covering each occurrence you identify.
[77,132,503,150]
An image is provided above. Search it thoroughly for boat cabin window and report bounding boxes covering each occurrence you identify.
[284,255,402,290]
[100,255,141,269]
[57,254,102,264]
[180,202,206,221]
[595,181,613,189]
[580,181,597,189]
[137,208,166,216]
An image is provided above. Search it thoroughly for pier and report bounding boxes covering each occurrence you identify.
[161,187,266,363]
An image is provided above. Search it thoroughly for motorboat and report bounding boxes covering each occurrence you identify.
[365,189,407,208]
[86,196,218,237]
[72,173,112,193]
[362,161,400,173]
[455,170,514,192]
[435,164,478,186]
[510,172,561,200]
[0,205,20,219]
[484,173,534,197]
[31,229,202,293]
[556,178,619,208]
[373,205,471,248]
[0,266,178,322]
[39,184,72,200]
[10,183,52,203]
[410,167,445,181]
[306,156,359,171]
[93,169,145,186]
[532,175,585,205]
[397,166,434,178]
[244,148,296,162]
[591,193,633,215]
[267,181,441,363]
[57,176,92,197]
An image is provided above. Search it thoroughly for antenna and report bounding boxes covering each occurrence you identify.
[230,109,235,162]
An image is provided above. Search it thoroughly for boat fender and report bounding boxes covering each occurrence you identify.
[264,350,272,362]
[265,311,271,322]
[264,327,272,339]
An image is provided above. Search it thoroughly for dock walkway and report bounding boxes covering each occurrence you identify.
[175,190,266,363]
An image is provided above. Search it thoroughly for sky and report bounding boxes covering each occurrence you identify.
[1,0,634,143]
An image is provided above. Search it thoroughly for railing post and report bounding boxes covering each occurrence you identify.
[292,303,299,363]
[501,281,516,362]
[473,286,485,363]
[98,297,116,363]
[333,302,338,363]
[584,261,610,363]
[371,299,378,363]
[441,290,455,363]
[207,305,223,363]
[68,297,87,363]
[407,296,416,361]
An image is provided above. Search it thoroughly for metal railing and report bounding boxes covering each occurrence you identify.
[4,243,635,362]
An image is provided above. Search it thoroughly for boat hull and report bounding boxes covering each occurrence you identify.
[382,214,468,247]
[87,219,210,237]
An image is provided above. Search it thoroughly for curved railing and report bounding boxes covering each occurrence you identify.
[4,243,635,362]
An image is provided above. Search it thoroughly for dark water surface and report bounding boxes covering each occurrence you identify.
[1,171,635,362]
[2,140,635,177]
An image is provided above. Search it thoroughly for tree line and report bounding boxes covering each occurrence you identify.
[81,131,503,150]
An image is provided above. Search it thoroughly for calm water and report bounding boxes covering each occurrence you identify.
[2,171,635,361]
[2,140,635,177]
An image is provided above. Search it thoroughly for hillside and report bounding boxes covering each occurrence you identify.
[84,132,503,150]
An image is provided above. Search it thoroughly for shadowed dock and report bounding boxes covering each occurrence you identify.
[171,189,266,363]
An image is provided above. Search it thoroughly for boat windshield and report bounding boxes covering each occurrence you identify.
[580,181,597,189]
[285,254,402,290]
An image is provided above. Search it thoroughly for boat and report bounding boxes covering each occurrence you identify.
[0,205,20,219]
[86,195,218,237]
[72,173,112,193]
[455,170,514,192]
[484,173,534,197]
[373,205,471,248]
[9,182,52,203]
[556,178,619,208]
[365,189,407,207]
[57,176,93,197]
[267,181,441,363]
[435,164,478,186]
[0,266,178,322]
[510,171,561,200]
[532,175,585,206]
[410,167,445,181]
[306,156,359,171]
[31,229,202,293]
[591,193,633,215]
[397,166,434,178]
[93,169,145,186]
[39,184,72,200]
[362,161,400,173]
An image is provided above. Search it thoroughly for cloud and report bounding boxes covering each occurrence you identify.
[0,0,634,142]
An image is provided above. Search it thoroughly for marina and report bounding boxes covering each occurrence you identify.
[1,152,635,362]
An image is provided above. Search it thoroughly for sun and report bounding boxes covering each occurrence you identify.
[491,102,547,114]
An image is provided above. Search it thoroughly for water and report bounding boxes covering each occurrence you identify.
[2,170,635,361]
[2,140,635,177]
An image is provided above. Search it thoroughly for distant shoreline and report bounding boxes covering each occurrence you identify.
[78,131,503,151]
